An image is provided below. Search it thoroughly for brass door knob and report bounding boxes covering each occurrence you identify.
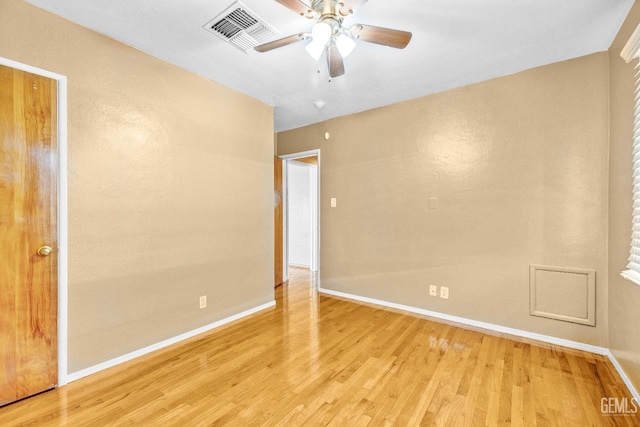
[37,246,52,257]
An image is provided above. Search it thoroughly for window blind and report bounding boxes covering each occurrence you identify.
[626,62,640,281]
[621,24,640,286]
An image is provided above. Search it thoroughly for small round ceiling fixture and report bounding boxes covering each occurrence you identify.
[314,100,326,109]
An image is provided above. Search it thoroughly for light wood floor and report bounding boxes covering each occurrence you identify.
[1,267,638,426]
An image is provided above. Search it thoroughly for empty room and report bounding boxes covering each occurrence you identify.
[1,0,640,425]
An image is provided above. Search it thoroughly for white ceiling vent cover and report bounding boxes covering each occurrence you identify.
[203,1,280,53]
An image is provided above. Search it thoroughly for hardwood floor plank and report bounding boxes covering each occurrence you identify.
[0,266,638,426]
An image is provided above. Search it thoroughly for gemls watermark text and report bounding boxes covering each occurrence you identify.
[601,397,639,416]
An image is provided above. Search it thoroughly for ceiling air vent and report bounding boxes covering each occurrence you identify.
[203,1,279,53]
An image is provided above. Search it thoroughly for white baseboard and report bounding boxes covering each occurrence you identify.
[319,287,640,399]
[606,350,640,401]
[289,263,311,269]
[66,288,640,402]
[318,287,608,355]
[67,301,276,383]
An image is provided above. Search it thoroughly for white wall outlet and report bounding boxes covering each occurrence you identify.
[440,286,449,300]
[199,295,207,309]
[429,285,437,296]
[331,197,337,208]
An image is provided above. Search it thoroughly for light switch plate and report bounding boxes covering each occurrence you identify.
[331,198,337,208]
[429,197,439,210]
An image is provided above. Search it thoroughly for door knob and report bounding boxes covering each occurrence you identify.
[37,246,52,257]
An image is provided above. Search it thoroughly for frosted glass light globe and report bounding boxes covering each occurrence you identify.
[311,21,332,45]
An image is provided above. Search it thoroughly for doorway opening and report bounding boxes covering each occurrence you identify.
[280,150,320,284]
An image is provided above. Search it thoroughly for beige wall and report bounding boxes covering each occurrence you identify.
[278,53,610,346]
[0,0,274,372]
[608,1,640,392]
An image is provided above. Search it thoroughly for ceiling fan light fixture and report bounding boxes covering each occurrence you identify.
[305,39,326,61]
[311,21,332,45]
[336,33,356,58]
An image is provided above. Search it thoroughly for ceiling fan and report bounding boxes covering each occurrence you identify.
[255,0,412,78]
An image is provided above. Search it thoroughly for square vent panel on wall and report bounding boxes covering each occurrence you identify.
[529,264,596,326]
[203,1,279,53]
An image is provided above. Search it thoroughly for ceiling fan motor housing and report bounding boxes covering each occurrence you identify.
[311,0,348,19]
[311,0,347,41]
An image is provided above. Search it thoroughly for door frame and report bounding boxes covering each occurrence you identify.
[0,56,69,387]
[280,150,321,282]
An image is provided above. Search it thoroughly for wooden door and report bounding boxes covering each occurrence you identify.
[274,156,284,287]
[0,64,58,406]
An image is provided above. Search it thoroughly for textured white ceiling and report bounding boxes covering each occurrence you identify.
[25,0,633,131]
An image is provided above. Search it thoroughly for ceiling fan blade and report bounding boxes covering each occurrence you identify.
[327,42,345,78]
[338,0,368,16]
[350,24,412,49]
[274,0,314,18]
[255,33,311,52]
